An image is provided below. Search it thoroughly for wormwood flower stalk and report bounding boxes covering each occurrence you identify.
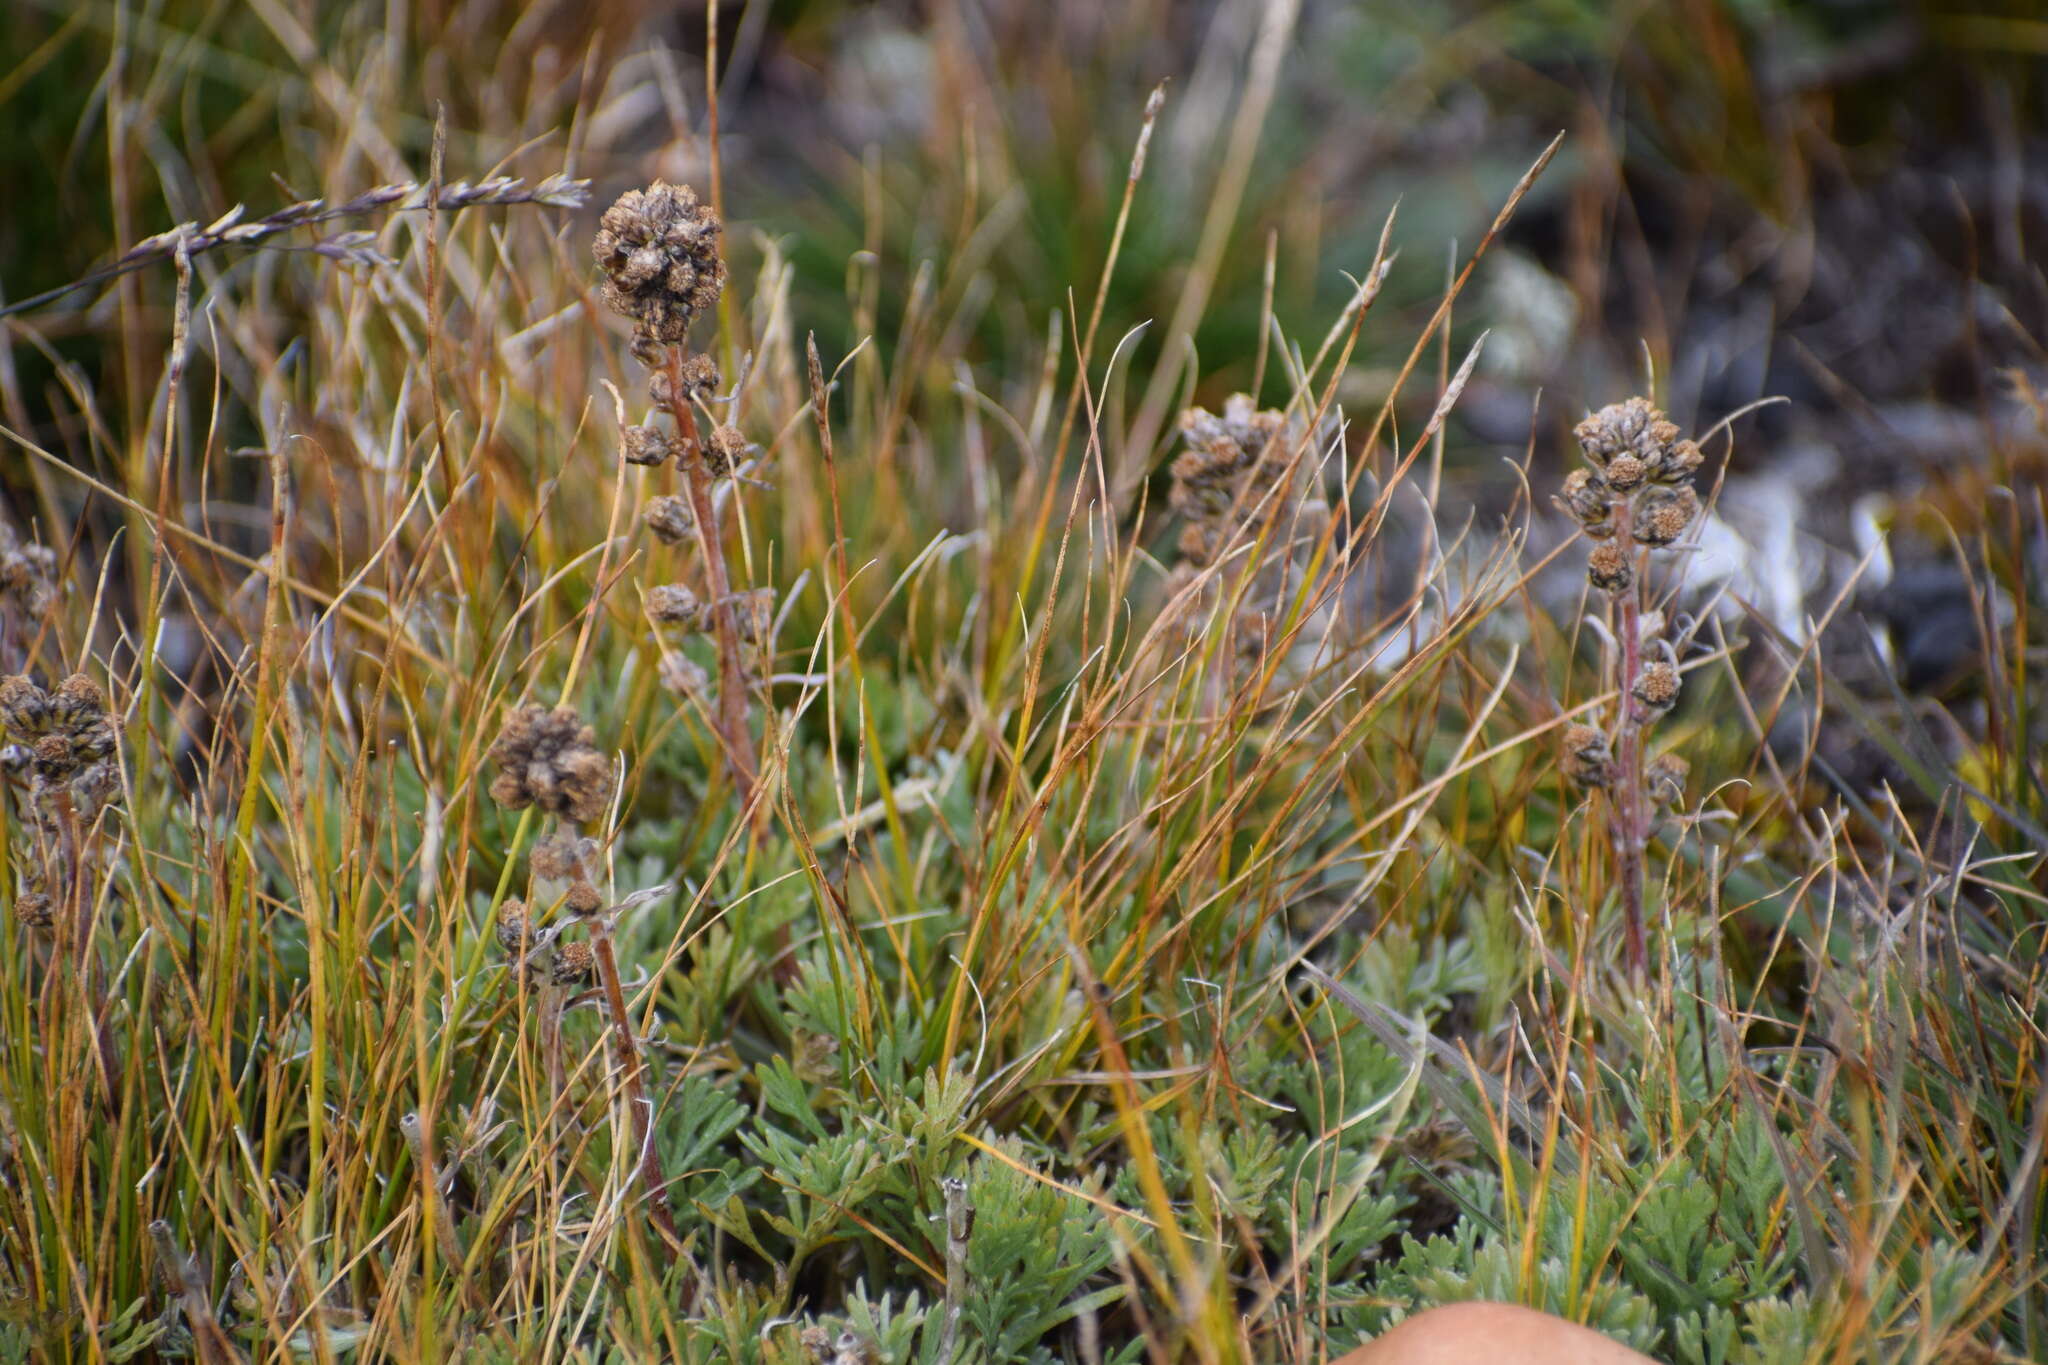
[593,183,762,820]
[1557,398,1703,976]
[489,704,690,1258]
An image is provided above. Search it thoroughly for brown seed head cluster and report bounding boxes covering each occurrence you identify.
[592,182,725,345]
[621,425,673,467]
[487,706,614,825]
[0,673,120,814]
[1560,397,1703,593]
[1167,395,1301,564]
[1632,658,1682,716]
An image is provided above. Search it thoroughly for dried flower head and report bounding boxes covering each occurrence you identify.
[563,881,604,916]
[621,425,673,468]
[487,706,615,825]
[1634,485,1700,547]
[0,673,117,790]
[643,495,697,546]
[1646,752,1691,807]
[1655,439,1704,484]
[530,831,596,884]
[1632,660,1682,716]
[549,940,596,987]
[13,890,53,929]
[591,182,725,344]
[1558,469,1613,538]
[1562,723,1614,787]
[647,584,704,628]
[495,899,531,954]
[701,424,751,478]
[1586,542,1633,594]
[649,353,721,409]
[659,651,709,696]
[1166,396,1304,564]
[1603,453,1646,493]
[1574,397,1680,470]
[0,524,57,617]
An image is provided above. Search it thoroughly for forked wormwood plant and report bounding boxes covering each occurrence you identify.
[1557,397,1702,976]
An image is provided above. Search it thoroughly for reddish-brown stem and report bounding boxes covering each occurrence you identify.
[657,345,792,980]
[586,920,690,1262]
[659,346,759,808]
[1608,498,1648,977]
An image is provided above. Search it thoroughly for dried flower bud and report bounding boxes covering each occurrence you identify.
[629,332,666,369]
[1634,485,1699,547]
[495,899,531,954]
[591,182,725,343]
[701,424,751,477]
[647,584,703,628]
[1632,660,1681,716]
[643,496,697,546]
[1586,542,1633,593]
[1646,752,1690,807]
[1558,468,1613,538]
[0,676,50,736]
[69,761,121,819]
[487,706,615,825]
[621,425,673,467]
[564,881,604,916]
[530,832,596,884]
[1653,439,1703,484]
[1603,453,1646,493]
[50,673,105,727]
[659,651,709,696]
[1562,723,1613,787]
[1574,397,1668,467]
[14,891,53,929]
[549,940,596,987]
[648,352,723,410]
[0,525,58,617]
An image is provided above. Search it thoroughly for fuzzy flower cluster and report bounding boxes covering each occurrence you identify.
[0,673,120,820]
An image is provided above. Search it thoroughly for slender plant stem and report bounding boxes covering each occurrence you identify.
[586,921,689,1258]
[659,348,759,809]
[1609,499,1648,977]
